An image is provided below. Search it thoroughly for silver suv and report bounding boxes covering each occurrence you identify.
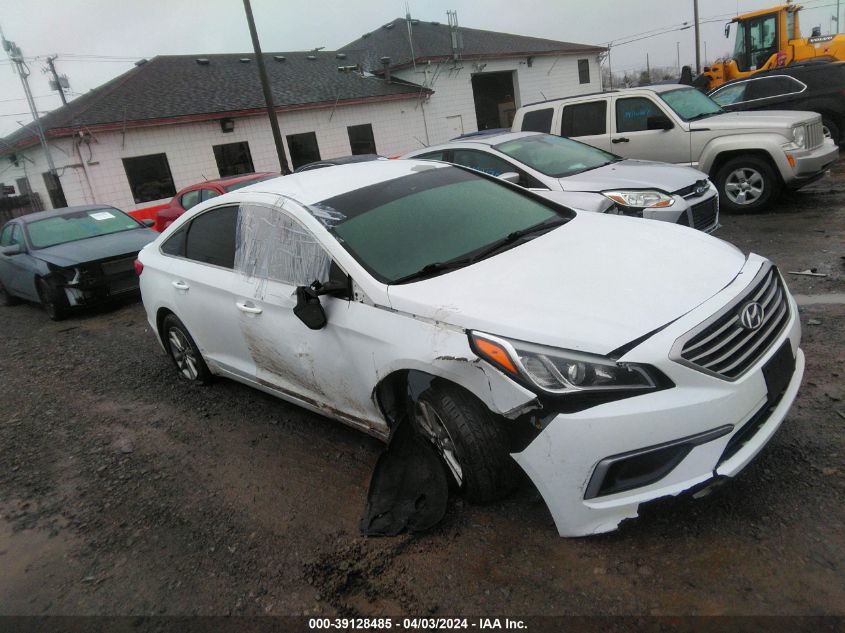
[512,84,838,212]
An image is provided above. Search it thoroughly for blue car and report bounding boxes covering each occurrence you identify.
[0,205,157,320]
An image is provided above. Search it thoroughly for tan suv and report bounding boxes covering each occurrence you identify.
[512,84,838,212]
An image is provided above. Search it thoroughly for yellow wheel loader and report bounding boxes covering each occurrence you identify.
[702,2,845,91]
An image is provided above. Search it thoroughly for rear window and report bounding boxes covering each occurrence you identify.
[184,205,238,269]
[520,108,554,133]
[25,208,142,249]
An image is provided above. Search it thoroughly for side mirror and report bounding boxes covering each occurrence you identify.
[498,172,521,185]
[294,286,327,330]
[293,279,349,330]
[647,115,674,131]
[141,219,155,228]
[0,244,23,256]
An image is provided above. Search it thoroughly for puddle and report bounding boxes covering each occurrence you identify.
[794,294,845,306]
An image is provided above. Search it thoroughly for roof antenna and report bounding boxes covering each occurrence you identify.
[405,1,417,72]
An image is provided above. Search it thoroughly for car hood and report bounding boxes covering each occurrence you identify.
[32,228,158,268]
[560,160,707,193]
[690,110,819,132]
[386,212,747,355]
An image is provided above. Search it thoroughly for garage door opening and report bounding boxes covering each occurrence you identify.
[471,71,517,131]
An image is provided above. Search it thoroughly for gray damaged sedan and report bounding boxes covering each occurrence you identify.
[0,205,157,320]
[403,131,720,232]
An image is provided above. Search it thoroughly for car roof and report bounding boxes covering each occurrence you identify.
[180,171,277,192]
[239,159,455,205]
[712,59,845,88]
[404,131,541,153]
[14,205,123,224]
[521,84,687,107]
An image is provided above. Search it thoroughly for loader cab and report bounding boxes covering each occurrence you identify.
[731,12,780,72]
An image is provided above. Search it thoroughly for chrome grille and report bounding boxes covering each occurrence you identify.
[674,265,790,379]
[807,121,824,149]
[691,197,718,230]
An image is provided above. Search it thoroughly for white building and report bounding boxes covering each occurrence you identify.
[0,18,604,216]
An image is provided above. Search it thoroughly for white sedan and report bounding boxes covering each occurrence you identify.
[138,160,803,536]
[403,131,720,232]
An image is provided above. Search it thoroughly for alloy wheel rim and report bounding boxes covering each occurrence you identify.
[415,400,464,485]
[168,328,199,380]
[724,167,764,205]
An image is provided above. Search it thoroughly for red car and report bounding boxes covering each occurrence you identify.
[155,172,278,232]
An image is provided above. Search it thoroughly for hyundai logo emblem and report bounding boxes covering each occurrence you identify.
[739,302,765,331]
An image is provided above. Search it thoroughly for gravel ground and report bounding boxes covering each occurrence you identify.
[0,164,843,618]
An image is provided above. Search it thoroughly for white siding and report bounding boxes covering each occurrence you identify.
[394,53,602,145]
[2,97,429,212]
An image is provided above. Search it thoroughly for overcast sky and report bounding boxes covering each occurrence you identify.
[1,0,842,136]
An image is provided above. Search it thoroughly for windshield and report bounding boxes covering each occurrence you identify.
[223,174,277,192]
[659,88,723,121]
[314,167,569,283]
[494,134,617,178]
[26,208,143,249]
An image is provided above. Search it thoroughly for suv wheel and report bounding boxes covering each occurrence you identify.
[162,314,212,383]
[822,117,841,146]
[36,278,68,321]
[0,279,20,306]
[715,155,781,213]
[413,382,518,503]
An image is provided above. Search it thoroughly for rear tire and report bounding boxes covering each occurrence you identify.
[0,279,20,306]
[714,155,781,213]
[162,314,212,384]
[36,278,68,321]
[414,382,518,504]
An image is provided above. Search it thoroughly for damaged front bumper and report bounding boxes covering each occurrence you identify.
[50,257,140,307]
[511,263,803,537]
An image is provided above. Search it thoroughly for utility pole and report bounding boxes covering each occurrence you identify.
[676,41,681,75]
[646,53,651,84]
[838,0,842,33]
[1,25,57,175]
[607,44,613,90]
[45,56,67,106]
[242,0,291,174]
[693,0,701,73]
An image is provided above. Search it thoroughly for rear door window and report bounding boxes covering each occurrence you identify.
[745,75,805,100]
[561,101,607,137]
[184,205,238,269]
[710,82,747,106]
[520,108,554,133]
[615,97,663,133]
[200,188,221,202]
[180,190,201,211]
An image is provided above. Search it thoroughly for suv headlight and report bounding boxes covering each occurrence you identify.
[469,332,663,395]
[602,190,675,209]
[792,125,806,148]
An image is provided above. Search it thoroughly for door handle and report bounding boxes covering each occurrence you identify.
[172,280,190,291]
[611,137,630,144]
[236,301,262,315]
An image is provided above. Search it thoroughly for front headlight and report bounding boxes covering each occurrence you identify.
[602,190,675,209]
[469,332,661,395]
[792,125,806,148]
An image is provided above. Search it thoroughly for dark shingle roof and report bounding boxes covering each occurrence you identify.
[339,18,606,71]
[1,52,429,153]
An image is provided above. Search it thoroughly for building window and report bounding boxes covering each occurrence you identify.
[213,141,255,177]
[578,59,590,84]
[286,132,321,170]
[347,124,377,155]
[42,171,67,209]
[123,153,176,204]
